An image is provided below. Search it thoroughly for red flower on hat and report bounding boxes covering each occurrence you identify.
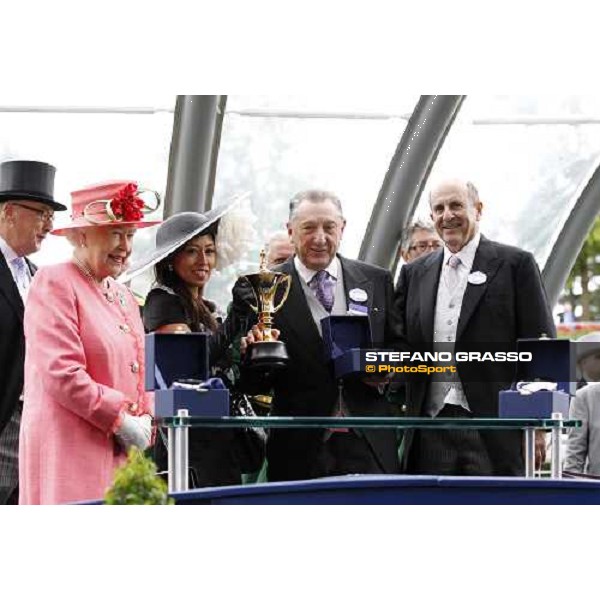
[110,183,145,222]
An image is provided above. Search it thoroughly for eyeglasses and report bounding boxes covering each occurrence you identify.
[409,241,442,252]
[13,203,55,223]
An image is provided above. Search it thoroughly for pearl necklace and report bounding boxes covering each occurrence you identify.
[72,257,116,303]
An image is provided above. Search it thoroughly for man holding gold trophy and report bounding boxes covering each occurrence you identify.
[240,190,402,482]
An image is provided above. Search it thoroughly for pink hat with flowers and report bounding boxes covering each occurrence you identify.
[52,180,161,235]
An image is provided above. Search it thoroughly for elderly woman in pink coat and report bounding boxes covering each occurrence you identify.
[19,181,161,504]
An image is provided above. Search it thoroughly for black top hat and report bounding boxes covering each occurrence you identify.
[0,160,67,211]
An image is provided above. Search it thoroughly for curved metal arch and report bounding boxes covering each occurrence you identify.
[542,161,600,307]
[163,95,227,217]
[359,95,465,269]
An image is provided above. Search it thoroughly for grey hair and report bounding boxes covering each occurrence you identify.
[466,181,480,205]
[400,220,437,253]
[266,230,290,248]
[288,189,344,222]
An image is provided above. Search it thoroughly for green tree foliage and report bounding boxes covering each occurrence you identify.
[565,216,600,321]
[105,448,174,505]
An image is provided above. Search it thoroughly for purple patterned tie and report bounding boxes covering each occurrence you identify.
[312,270,334,312]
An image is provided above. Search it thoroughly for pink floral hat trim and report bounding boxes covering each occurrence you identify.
[52,180,161,235]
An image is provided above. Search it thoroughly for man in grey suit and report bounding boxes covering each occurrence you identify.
[0,160,66,504]
[565,333,600,475]
[242,190,402,481]
[394,179,555,476]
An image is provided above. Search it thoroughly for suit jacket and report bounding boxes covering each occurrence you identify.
[239,255,402,481]
[0,253,35,435]
[565,383,600,475]
[394,236,556,475]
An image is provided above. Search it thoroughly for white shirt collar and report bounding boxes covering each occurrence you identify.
[443,232,481,271]
[0,233,20,265]
[294,255,340,284]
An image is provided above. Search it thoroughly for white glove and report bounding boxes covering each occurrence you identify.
[115,413,153,451]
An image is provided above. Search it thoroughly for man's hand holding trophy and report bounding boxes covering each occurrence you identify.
[239,249,291,372]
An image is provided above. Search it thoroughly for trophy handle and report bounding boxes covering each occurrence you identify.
[239,276,260,314]
[272,274,292,313]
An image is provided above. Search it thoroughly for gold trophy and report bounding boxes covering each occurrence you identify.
[240,249,292,371]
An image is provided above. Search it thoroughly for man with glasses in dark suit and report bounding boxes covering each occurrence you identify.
[0,160,67,504]
[399,220,442,264]
[389,221,444,418]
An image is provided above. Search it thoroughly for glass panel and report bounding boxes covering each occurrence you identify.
[209,94,418,309]
[413,95,600,268]
[226,94,417,115]
[0,97,175,277]
[157,415,581,430]
[0,93,175,109]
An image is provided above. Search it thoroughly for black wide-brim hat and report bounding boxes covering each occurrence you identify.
[120,201,236,282]
[0,160,67,211]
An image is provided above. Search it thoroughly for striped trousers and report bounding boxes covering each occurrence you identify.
[0,403,21,504]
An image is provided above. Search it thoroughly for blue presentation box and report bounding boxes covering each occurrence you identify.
[333,349,366,379]
[145,332,210,391]
[321,315,372,378]
[498,390,570,419]
[155,388,230,418]
[515,338,576,396]
[321,315,372,359]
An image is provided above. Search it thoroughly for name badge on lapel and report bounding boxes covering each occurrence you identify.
[467,271,487,285]
[348,288,369,315]
[349,288,368,302]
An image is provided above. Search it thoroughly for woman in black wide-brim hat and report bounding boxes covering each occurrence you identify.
[124,202,263,487]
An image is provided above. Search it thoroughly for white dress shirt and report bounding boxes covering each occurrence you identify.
[0,234,31,301]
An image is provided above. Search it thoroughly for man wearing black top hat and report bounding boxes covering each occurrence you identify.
[0,160,67,504]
